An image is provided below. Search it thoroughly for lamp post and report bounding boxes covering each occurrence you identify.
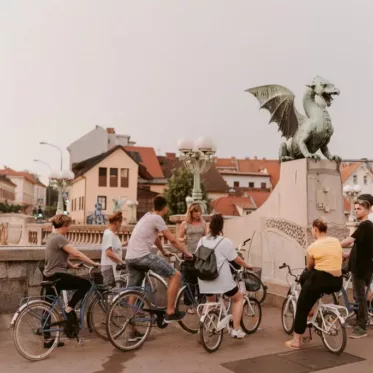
[33,159,51,208]
[343,184,362,222]
[126,200,138,224]
[40,142,63,171]
[49,170,74,214]
[177,137,216,213]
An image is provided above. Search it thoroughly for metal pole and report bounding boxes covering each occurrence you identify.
[39,142,63,171]
[33,159,52,212]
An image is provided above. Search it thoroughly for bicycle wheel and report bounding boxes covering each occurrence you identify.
[87,292,112,340]
[281,297,295,335]
[241,297,261,334]
[146,273,168,309]
[13,301,62,361]
[321,311,347,355]
[199,309,223,353]
[176,284,206,334]
[106,290,152,351]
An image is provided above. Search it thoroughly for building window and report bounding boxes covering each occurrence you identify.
[353,175,357,185]
[249,182,254,188]
[261,182,267,189]
[110,168,118,187]
[82,196,85,211]
[79,197,82,210]
[99,167,107,187]
[233,181,240,187]
[364,175,368,185]
[120,168,129,188]
[97,196,107,210]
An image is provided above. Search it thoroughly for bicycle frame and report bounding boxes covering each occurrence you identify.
[197,296,233,333]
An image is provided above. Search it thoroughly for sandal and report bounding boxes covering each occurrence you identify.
[285,340,300,350]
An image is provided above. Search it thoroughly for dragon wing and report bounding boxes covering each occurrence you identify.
[246,85,306,139]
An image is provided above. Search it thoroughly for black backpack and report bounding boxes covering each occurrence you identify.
[194,237,224,281]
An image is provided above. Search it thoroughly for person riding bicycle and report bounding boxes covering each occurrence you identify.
[196,213,252,339]
[43,214,100,348]
[125,195,193,333]
[101,211,125,279]
[286,217,343,349]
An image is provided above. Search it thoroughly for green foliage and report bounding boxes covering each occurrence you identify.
[0,202,22,213]
[163,167,210,217]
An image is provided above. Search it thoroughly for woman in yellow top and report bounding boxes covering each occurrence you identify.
[286,217,343,349]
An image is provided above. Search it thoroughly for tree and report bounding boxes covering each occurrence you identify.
[164,167,210,217]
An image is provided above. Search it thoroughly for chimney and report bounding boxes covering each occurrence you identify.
[166,152,176,159]
[253,155,257,160]
[263,157,266,160]
[245,157,250,160]
[106,127,115,134]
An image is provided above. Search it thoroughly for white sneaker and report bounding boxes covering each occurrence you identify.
[231,328,246,339]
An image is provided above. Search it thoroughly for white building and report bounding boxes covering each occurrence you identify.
[67,126,136,168]
[341,162,373,195]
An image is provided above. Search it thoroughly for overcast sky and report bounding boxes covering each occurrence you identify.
[1,1,373,183]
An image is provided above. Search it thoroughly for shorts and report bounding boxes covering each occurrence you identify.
[126,253,176,287]
[205,286,239,298]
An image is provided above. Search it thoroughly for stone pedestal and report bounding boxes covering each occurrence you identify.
[224,159,350,287]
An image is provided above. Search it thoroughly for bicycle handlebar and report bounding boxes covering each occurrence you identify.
[278,262,298,279]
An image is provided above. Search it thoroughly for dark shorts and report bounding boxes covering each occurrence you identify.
[126,253,176,287]
[205,286,239,298]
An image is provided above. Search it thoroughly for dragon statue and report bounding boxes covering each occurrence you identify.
[247,76,341,163]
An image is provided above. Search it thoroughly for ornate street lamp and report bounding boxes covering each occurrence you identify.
[49,169,75,214]
[177,136,216,213]
[343,184,362,222]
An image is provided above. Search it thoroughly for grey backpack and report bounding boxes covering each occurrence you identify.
[194,237,224,281]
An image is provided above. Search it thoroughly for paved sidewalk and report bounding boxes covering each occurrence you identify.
[1,306,372,373]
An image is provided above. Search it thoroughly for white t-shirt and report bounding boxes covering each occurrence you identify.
[101,229,123,277]
[125,212,167,260]
[196,235,238,295]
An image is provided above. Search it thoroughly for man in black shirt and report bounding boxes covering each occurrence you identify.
[341,199,373,339]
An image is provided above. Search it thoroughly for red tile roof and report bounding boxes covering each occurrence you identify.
[125,146,164,179]
[211,190,271,216]
[340,162,362,183]
[0,175,17,187]
[0,167,45,186]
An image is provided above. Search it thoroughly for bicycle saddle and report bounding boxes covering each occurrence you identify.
[40,279,60,287]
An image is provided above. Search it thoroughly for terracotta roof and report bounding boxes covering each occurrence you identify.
[0,175,17,187]
[158,155,229,193]
[340,162,362,183]
[72,146,153,180]
[125,146,164,178]
[216,158,281,187]
[0,167,39,185]
[211,190,271,216]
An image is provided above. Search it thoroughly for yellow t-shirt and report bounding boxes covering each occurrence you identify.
[307,236,342,275]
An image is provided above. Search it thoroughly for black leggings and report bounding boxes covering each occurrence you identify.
[294,269,342,335]
[44,272,91,309]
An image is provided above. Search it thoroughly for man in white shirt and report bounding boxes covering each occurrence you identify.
[126,195,193,324]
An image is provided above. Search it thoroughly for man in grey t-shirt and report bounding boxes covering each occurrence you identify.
[126,196,192,327]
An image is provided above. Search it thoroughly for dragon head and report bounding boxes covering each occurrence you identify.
[306,76,340,107]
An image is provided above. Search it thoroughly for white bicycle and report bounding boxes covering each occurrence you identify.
[280,263,348,354]
[197,268,262,353]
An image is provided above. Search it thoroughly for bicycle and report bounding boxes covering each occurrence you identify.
[11,264,117,361]
[279,263,348,354]
[236,235,268,304]
[198,268,262,353]
[106,263,173,352]
[334,269,373,322]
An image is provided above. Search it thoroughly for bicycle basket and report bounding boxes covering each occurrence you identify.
[90,265,116,289]
[243,269,262,292]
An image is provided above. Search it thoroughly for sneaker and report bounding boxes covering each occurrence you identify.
[349,326,368,339]
[231,329,246,339]
[128,330,145,342]
[44,340,65,348]
[164,311,186,323]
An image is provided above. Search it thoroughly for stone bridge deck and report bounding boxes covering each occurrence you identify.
[1,307,373,373]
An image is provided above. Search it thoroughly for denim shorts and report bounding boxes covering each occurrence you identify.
[126,253,176,287]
